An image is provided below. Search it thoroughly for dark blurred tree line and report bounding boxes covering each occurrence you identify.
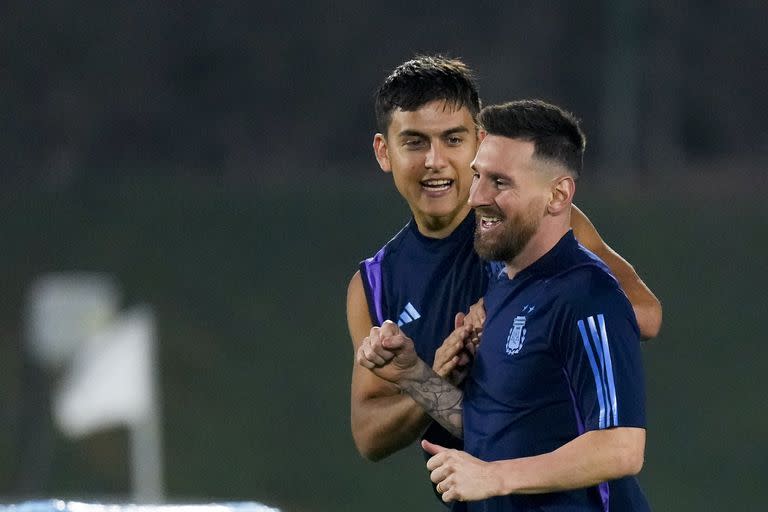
[1,1,766,187]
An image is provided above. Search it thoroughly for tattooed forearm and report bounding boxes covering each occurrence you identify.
[399,360,463,438]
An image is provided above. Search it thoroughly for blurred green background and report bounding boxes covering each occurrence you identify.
[1,176,765,510]
[1,1,767,510]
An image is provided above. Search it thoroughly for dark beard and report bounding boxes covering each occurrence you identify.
[473,208,540,262]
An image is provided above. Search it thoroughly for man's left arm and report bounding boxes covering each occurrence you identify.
[423,427,644,502]
[495,426,645,493]
[571,204,663,340]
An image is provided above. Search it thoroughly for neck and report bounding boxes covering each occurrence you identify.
[413,204,472,239]
[504,216,570,279]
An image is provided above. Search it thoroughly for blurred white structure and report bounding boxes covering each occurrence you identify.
[54,307,164,503]
[53,306,155,437]
[25,273,119,368]
[25,273,164,503]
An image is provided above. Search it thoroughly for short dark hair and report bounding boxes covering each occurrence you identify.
[374,55,481,135]
[478,99,586,177]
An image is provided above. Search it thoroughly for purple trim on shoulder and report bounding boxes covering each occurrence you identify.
[362,247,386,325]
[562,367,610,512]
[598,482,610,511]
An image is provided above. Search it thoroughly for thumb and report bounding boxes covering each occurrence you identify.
[381,333,406,350]
[421,439,447,455]
[454,311,465,330]
[380,320,400,337]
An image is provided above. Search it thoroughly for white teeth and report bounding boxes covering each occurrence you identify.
[421,179,452,187]
[482,216,501,223]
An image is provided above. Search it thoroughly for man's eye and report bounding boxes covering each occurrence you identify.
[447,136,463,145]
[404,139,426,149]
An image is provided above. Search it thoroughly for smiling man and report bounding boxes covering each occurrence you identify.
[357,99,651,511]
[347,56,660,509]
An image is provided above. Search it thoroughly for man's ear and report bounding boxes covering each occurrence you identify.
[548,175,575,215]
[373,133,392,173]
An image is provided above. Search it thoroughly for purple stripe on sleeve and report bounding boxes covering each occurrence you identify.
[598,481,610,511]
[362,247,386,325]
[562,367,585,435]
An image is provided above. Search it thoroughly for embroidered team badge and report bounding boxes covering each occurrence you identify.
[506,315,527,355]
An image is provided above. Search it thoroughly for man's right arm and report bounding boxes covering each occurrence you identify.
[570,205,662,340]
[347,271,432,460]
[355,318,465,440]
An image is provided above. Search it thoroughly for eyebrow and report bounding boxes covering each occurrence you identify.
[397,126,471,138]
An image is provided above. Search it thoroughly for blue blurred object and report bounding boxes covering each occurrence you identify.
[0,502,280,512]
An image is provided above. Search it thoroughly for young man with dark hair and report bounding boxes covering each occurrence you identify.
[357,99,651,511]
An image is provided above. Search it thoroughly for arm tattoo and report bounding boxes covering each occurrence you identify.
[400,361,463,438]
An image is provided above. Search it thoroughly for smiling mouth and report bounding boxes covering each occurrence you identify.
[420,178,453,192]
[478,212,503,230]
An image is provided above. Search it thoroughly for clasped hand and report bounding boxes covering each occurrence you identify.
[356,320,421,384]
[357,300,485,386]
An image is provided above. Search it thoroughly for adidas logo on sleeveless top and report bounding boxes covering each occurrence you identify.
[396,302,421,326]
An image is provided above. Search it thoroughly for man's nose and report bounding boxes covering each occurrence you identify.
[468,175,487,208]
[425,142,447,170]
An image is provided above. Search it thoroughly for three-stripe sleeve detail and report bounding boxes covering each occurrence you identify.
[577,314,618,428]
